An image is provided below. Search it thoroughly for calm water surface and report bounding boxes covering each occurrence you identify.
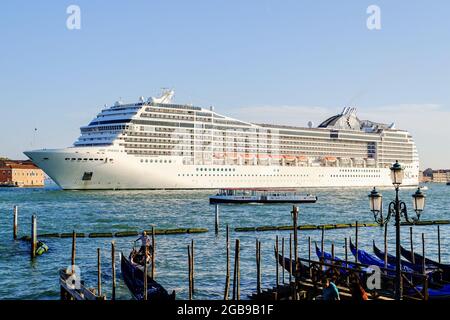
[0,183,449,299]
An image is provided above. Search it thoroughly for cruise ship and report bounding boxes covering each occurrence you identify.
[24,90,420,190]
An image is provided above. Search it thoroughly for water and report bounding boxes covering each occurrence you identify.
[0,183,448,300]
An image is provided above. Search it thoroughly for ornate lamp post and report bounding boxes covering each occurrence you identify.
[368,160,426,300]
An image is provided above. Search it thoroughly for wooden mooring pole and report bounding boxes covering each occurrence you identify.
[422,233,428,300]
[292,206,298,267]
[224,225,230,300]
[437,225,441,264]
[256,239,261,294]
[151,227,156,279]
[355,221,358,263]
[321,226,325,259]
[144,245,148,301]
[232,239,240,300]
[191,239,195,294]
[422,233,426,275]
[71,231,76,274]
[13,206,18,240]
[344,238,348,266]
[331,242,335,261]
[410,226,415,264]
[111,241,116,300]
[281,237,285,284]
[384,223,388,269]
[289,234,292,284]
[275,235,279,291]
[97,248,102,297]
[215,205,219,235]
[188,244,192,300]
[31,215,37,258]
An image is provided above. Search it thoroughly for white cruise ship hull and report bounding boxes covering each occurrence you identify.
[25,148,419,190]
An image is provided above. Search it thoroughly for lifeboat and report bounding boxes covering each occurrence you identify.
[213,153,225,159]
[256,154,270,160]
[225,153,238,160]
[284,155,297,161]
[239,153,255,159]
[269,154,284,159]
[353,158,364,165]
[297,155,308,162]
[339,157,351,164]
[323,156,337,162]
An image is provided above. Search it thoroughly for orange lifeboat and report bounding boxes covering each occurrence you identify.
[284,155,297,161]
[225,152,238,160]
[257,154,270,160]
[239,153,255,159]
[297,155,308,162]
[323,156,337,162]
[269,154,284,159]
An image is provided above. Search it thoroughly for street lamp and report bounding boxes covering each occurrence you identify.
[368,160,426,300]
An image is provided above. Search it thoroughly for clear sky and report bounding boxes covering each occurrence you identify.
[1,1,449,169]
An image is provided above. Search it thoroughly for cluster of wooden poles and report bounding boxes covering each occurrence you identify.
[12,203,447,300]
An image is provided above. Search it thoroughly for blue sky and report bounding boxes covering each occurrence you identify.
[1,1,449,169]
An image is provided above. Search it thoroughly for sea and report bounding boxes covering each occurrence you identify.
[0,183,448,300]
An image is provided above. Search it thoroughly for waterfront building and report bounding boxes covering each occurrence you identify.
[431,170,450,183]
[25,90,420,190]
[0,160,45,187]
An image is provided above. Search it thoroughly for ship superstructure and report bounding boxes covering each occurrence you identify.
[25,90,419,189]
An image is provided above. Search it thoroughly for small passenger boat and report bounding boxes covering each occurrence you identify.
[209,188,317,204]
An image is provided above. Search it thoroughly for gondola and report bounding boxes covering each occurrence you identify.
[400,245,450,281]
[120,251,175,300]
[275,251,311,279]
[315,245,359,273]
[349,239,413,273]
[372,241,438,274]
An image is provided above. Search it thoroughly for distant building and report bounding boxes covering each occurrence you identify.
[432,170,450,183]
[0,160,45,187]
[419,171,432,183]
